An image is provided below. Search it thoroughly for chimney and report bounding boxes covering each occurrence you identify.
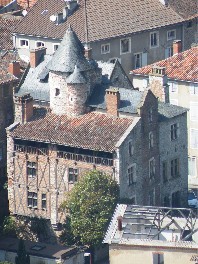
[149,66,169,103]
[67,0,78,10]
[117,216,123,231]
[84,47,92,60]
[8,61,20,78]
[173,40,182,55]
[30,47,46,68]
[63,6,69,20]
[14,93,33,124]
[105,87,120,117]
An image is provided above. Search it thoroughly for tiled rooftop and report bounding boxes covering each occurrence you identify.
[10,112,134,152]
[13,0,196,42]
[131,46,198,83]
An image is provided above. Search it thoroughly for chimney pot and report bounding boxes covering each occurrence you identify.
[173,40,182,55]
[30,47,46,68]
[106,87,120,117]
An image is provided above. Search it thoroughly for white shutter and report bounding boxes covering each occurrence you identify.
[165,48,169,58]
[191,129,198,149]
[190,102,198,121]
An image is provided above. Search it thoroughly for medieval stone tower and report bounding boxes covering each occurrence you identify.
[48,26,100,116]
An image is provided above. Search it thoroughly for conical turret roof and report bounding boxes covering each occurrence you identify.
[67,65,87,84]
[48,26,91,73]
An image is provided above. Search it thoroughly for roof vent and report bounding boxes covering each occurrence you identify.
[159,0,168,6]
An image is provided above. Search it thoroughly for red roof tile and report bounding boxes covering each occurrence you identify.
[11,112,134,152]
[131,47,198,82]
[13,0,196,42]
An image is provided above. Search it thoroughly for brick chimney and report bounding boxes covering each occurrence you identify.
[173,40,182,55]
[149,66,169,103]
[30,47,46,68]
[8,61,20,78]
[106,87,120,117]
[14,93,33,124]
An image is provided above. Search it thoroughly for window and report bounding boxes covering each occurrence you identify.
[28,192,37,208]
[167,29,176,40]
[189,83,198,95]
[42,194,46,209]
[129,141,134,156]
[153,253,164,264]
[165,46,173,58]
[148,108,153,122]
[149,132,154,148]
[69,168,78,182]
[188,157,197,177]
[55,88,60,96]
[128,164,136,185]
[171,158,180,177]
[150,32,159,48]
[27,161,37,177]
[101,43,110,54]
[149,158,155,178]
[134,53,142,69]
[120,38,131,54]
[35,41,45,48]
[53,44,60,52]
[191,129,198,149]
[169,82,178,93]
[171,123,179,140]
[190,102,198,121]
[162,161,168,182]
[170,99,178,106]
[20,39,29,48]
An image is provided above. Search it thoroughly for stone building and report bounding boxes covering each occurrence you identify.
[103,204,198,264]
[7,27,188,228]
[12,0,197,75]
[131,43,198,190]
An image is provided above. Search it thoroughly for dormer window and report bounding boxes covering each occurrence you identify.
[20,39,29,48]
[55,88,60,96]
[53,44,60,52]
[35,41,45,48]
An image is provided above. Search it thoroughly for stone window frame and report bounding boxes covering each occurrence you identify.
[188,156,197,177]
[169,81,178,93]
[68,168,78,183]
[19,38,29,48]
[128,140,134,157]
[101,43,110,54]
[170,123,179,141]
[120,37,131,54]
[35,41,45,48]
[27,161,37,178]
[149,157,155,179]
[170,158,180,178]
[167,29,176,41]
[189,83,198,95]
[152,252,164,264]
[27,191,37,208]
[127,163,137,185]
[149,131,154,149]
[150,31,159,48]
[41,193,47,210]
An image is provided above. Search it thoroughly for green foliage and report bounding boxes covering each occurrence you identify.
[61,170,119,247]
[0,262,12,264]
[2,216,17,236]
[59,216,76,246]
[15,239,30,264]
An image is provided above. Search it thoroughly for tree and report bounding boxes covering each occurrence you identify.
[61,170,119,247]
[15,239,30,264]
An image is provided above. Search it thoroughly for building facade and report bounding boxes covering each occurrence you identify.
[7,27,188,228]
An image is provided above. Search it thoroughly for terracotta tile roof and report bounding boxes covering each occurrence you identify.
[131,46,198,82]
[13,0,196,42]
[11,112,134,152]
[0,50,27,84]
[17,0,38,9]
[0,15,22,50]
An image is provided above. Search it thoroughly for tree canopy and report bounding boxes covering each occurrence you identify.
[15,239,30,264]
[61,170,119,247]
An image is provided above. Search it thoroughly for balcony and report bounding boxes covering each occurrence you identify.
[14,144,49,156]
[57,151,113,167]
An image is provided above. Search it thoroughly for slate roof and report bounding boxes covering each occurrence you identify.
[131,46,198,83]
[66,65,87,84]
[88,85,143,114]
[158,101,188,120]
[48,26,91,73]
[10,112,134,152]
[13,0,196,42]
